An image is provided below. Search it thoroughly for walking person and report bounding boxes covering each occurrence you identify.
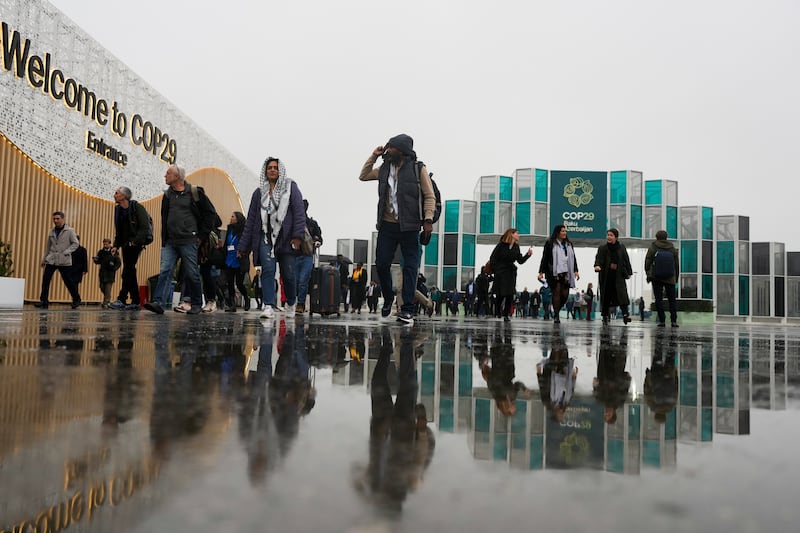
[93,238,121,308]
[110,186,151,310]
[489,228,533,322]
[70,235,88,304]
[644,229,680,327]
[238,157,306,319]
[359,134,436,325]
[594,228,633,325]
[537,224,580,324]
[366,280,379,313]
[530,288,541,318]
[144,164,220,315]
[34,211,81,309]
[223,212,250,312]
[349,262,367,314]
[585,283,595,320]
[475,266,492,318]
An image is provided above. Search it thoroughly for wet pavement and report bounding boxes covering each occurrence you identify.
[0,307,799,533]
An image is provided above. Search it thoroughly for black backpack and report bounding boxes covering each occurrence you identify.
[415,161,442,224]
[652,248,676,281]
[130,200,154,245]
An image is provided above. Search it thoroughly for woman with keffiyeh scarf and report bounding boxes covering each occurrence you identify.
[238,157,306,319]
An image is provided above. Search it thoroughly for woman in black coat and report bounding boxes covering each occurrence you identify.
[593,228,633,324]
[489,228,532,321]
[537,224,580,324]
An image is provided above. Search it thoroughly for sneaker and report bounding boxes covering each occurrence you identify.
[125,303,140,310]
[109,300,125,310]
[260,306,275,319]
[202,301,217,313]
[657,322,666,327]
[285,304,296,318]
[33,301,49,309]
[144,302,164,315]
[225,306,237,312]
[187,305,202,315]
[71,301,81,309]
[173,301,191,313]
[671,323,679,328]
[296,304,305,314]
[622,315,632,325]
[396,311,414,325]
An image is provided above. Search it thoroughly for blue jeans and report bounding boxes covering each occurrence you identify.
[153,242,201,307]
[295,254,313,307]
[376,222,419,314]
[258,238,297,307]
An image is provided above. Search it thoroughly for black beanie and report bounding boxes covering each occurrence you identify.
[386,134,416,158]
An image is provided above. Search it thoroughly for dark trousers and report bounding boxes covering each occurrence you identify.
[40,264,81,304]
[225,268,249,309]
[375,222,419,314]
[653,281,678,324]
[117,245,143,304]
[551,277,570,318]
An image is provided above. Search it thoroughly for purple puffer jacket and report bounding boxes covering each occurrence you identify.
[238,183,305,266]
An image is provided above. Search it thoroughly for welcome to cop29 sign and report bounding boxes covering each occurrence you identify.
[549,170,608,240]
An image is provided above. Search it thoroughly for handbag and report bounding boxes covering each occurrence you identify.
[300,227,315,256]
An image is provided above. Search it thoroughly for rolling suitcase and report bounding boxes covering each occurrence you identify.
[310,264,341,317]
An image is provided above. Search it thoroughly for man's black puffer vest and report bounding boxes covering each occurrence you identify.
[376,156,421,232]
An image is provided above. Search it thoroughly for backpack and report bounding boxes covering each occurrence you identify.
[652,248,676,281]
[130,200,154,245]
[415,161,442,224]
[189,185,223,230]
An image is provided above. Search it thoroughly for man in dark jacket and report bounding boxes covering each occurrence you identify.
[144,165,218,315]
[644,229,680,327]
[359,134,436,326]
[110,186,151,310]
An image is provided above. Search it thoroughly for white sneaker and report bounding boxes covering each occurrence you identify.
[260,306,275,319]
[202,301,217,313]
[173,301,191,313]
[285,304,296,318]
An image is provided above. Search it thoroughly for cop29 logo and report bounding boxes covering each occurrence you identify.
[563,177,594,207]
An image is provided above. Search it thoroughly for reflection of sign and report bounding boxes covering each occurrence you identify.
[550,171,608,239]
[545,398,604,469]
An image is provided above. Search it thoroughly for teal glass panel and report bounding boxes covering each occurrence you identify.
[739,275,750,315]
[667,206,678,239]
[680,370,697,405]
[499,176,513,201]
[610,171,627,204]
[717,375,735,408]
[445,200,460,233]
[458,362,472,395]
[630,205,642,238]
[493,435,508,461]
[701,408,713,441]
[702,207,714,240]
[535,169,548,202]
[461,234,476,267]
[442,266,457,291]
[702,274,713,299]
[421,361,435,395]
[681,240,698,273]
[665,410,677,440]
[628,405,640,440]
[529,436,544,470]
[516,202,531,234]
[645,181,662,205]
[441,341,455,363]
[607,440,624,473]
[480,201,495,233]
[439,397,454,432]
[423,233,439,265]
[517,178,531,202]
[643,441,661,467]
[511,401,527,435]
[475,399,491,432]
[717,241,735,273]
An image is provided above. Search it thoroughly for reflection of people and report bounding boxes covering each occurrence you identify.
[353,328,435,511]
[489,228,533,322]
[538,225,580,324]
[594,228,633,325]
[537,329,577,422]
[592,328,631,424]
[644,330,679,423]
[479,330,530,415]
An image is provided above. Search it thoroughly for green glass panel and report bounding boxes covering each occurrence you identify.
[421,361,435,395]
[645,181,662,205]
[445,200,460,233]
[702,274,713,300]
[717,241,735,273]
[529,436,544,470]
[610,171,627,204]
[667,206,678,239]
[739,275,750,315]
[680,370,697,405]
[423,233,439,265]
[607,440,624,473]
[461,234,476,267]
[665,410,677,440]
[630,205,642,238]
[475,399,491,432]
[643,441,661,467]
[439,397,454,432]
[701,408,713,441]
[458,362,472,395]
[681,240,698,272]
[480,201,495,233]
[499,176,513,201]
[516,202,531,234]
[702,207,714,240]
[535,169,548,202]
[443,266,457,291]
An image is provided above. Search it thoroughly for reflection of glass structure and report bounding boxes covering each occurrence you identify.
[346,169,798,321]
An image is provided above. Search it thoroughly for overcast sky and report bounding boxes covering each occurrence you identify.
[49,0,800,256]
